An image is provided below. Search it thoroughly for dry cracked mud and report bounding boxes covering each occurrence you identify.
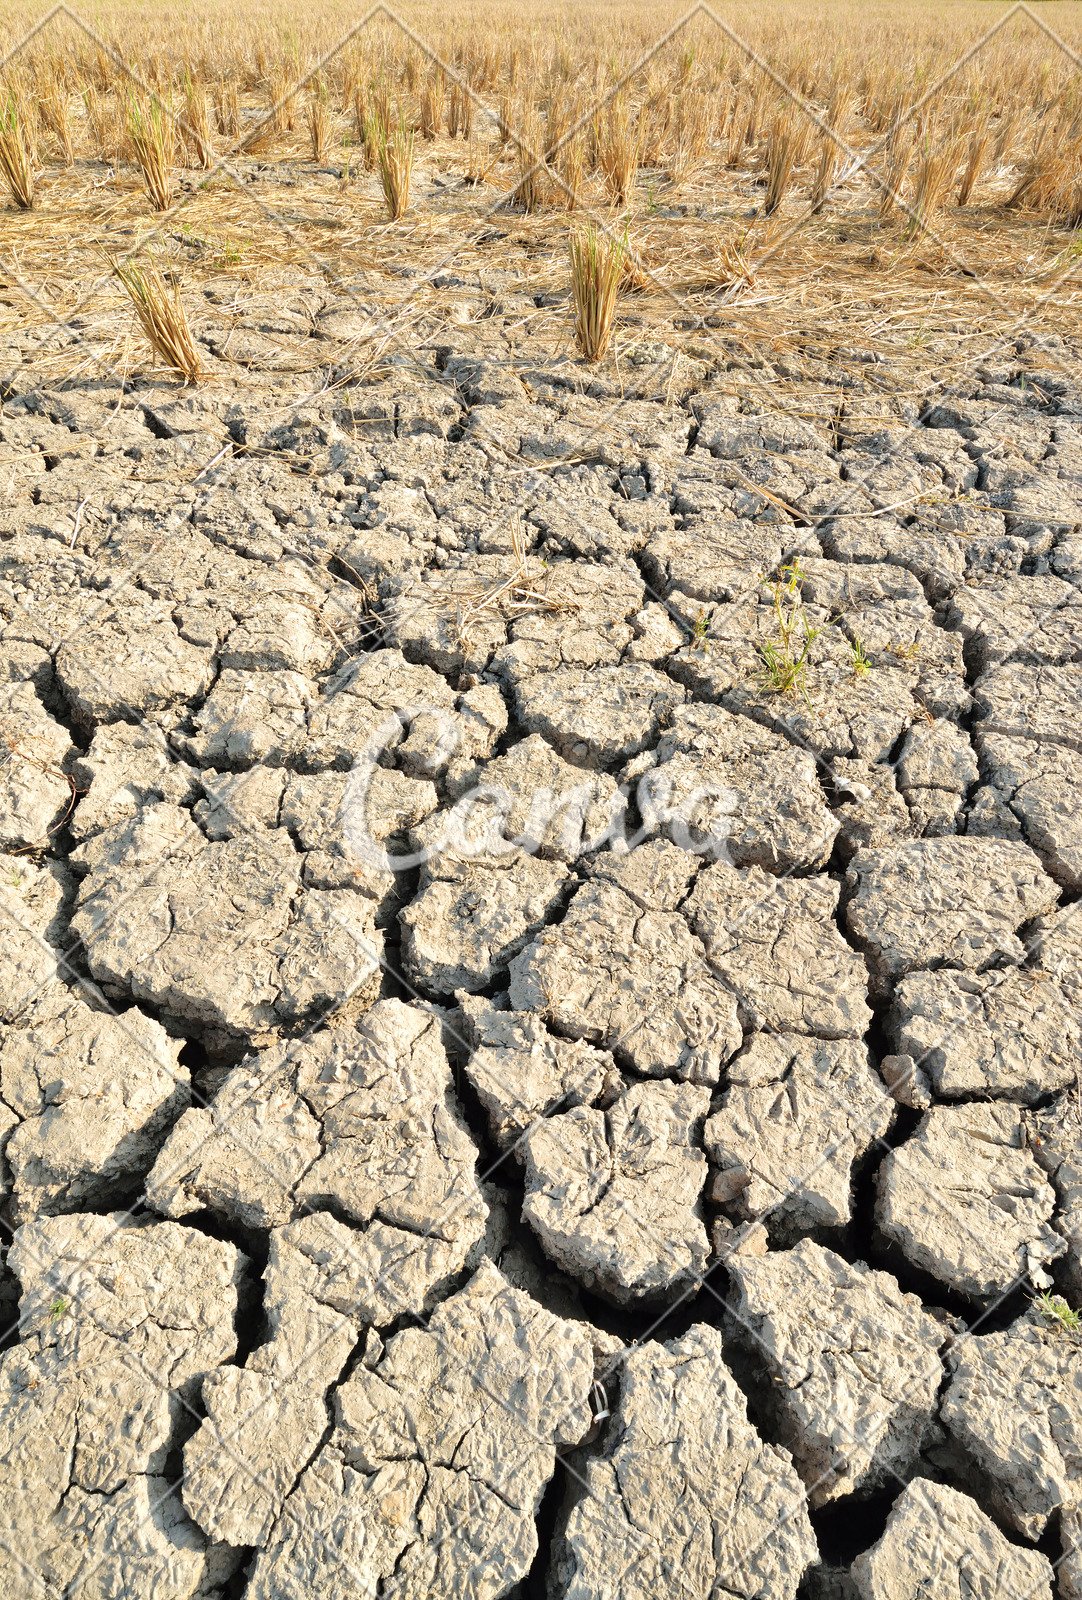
[1,303,1082,1600]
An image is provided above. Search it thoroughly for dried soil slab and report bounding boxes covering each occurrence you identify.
[941,1312,1082,1540]
[851,1479,1053,1600]
[977,734,1082,890]
[889,966,1079,1103]
[688,864,871,1037]
[0,987,187,1221]
[706,1034,892,1239]
[640,518,789,602]
[1032,899,1082,1005]
[693,405,832,459]
[302,648,505,776]
[401,846,569,994]
[510,841,742,1083]
[147,1000,487,1308]
[71,721,198,840]
[522,1079,709,1303]
[728,1241,944,1505]
[846,838,1057,987]
[513,660,684,769]
[0,536,103,654]
[55,588,216,726]
[895,719,979,838]
[0,1213,244,1600]
[246,1261,595,1600]
[491,559,648,677]
[446,733,625,862]
[382,553,548,676]
[273,766,437,924]
[798,558,967,717]
[552,1325,817,1600]
[184,1215,374,1547]
[833,757,915,858]
[629,701,838,871]
[148,544,353,678]
[459,998,616,1148]
[875,1103,1065,1302]
[947,574,1082,670]
[974,662,1082,750]
[1027,1093,1082,1300]
[669,596,938,764]
[0,859,69,1021]
[72,803,382,1038]
[821,511,967,602]
[181,666,314,768]
[0,679,73,850]
[748,660,933,765]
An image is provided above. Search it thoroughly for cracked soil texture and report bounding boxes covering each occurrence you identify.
[0,277,1081,1600]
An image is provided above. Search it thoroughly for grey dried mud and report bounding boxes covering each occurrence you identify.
[1,331,1081,1600]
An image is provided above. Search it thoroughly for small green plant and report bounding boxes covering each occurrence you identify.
[1035,1291,1081,1334]
[49,1296,70,1323]
[849,635,873,676]
[691,608,712,652]
[758,562,819,707]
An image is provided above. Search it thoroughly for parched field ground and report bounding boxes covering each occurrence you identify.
[1,1,1082,1597]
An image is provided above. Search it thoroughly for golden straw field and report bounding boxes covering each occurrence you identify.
[0,0,1079,390]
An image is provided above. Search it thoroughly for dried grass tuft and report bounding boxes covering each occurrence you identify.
[306,79,331,161]
[376,112,414,219]
[763,110,806,217]
[957,122,990,207]
[0,92,35,208]
[597,96,640,207]
[128,94,175,209]
[570,223,623,360]
[907,136,960,236]
[510,107,552,212]
[182,73,213,169]
[419,71,444,140]
[1009,119,1082,228]
[40,72,74,166]
[112,255,201,381]
[213,79,239,137]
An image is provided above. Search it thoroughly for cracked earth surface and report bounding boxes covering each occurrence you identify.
[1,298,1082,1600]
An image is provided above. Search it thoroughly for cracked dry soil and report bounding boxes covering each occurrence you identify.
[1,305,1082,1600]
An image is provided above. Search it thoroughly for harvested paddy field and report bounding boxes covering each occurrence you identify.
[0,1,1081,1596]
